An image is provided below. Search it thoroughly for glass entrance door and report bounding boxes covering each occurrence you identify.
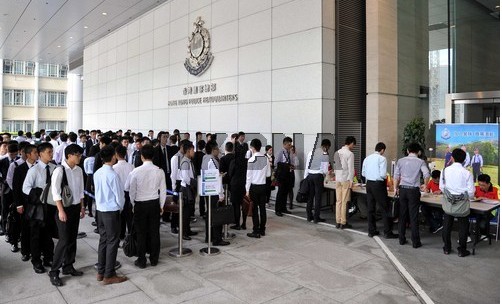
[453,99,500,123]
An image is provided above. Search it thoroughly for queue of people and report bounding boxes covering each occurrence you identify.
[0,129,498,289]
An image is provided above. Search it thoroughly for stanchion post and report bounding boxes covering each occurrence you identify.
[200,196,220,255]
[169,190,192,257]
[223,184,235,240]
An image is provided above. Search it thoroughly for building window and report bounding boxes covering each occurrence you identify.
[3,89,34,106]
[2,60,35,76]
[39,63,68,78]
[39,121,66,131]
[39,91,67,107]
[2,120,33,133]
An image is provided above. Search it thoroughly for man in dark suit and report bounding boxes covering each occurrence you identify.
[85,130,98,156]
[131,138,143,168]
[152,131,171,190]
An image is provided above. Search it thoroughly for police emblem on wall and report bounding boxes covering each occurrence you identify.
[184,17,213,76]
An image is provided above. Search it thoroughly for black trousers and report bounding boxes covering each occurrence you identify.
[250,184,267,233]
[306,174,324,220]
[21,207,31,256]
[276,180,292,213]
[1,191,13,231]
[170,181,181,230]
[8,205,22,245]
[50,204,80,275]
[367,180,393,235]
[230,185,246,226]
[120,192,133,239]
[29,218,54,266]
[180,186,194,236]
[398,187,421,245]
[442,214,469,251]
[85,174,94,214]
[134,199,160,263]
[204,195,223,243]
[97,210,121,278]
[265,177,272,204]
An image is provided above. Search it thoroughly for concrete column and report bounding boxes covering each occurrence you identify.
[34,62,40,131]
[67,73,83,132]
[366,0,399,161]
[0,59,3,131]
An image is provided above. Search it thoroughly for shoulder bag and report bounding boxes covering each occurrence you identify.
[441,169,470,217]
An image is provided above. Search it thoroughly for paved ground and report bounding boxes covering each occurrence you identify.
[0,208,420,304]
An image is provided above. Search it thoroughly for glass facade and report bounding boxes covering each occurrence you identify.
[2,120,33,133]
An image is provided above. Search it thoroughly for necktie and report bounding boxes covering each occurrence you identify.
[46,165,51,184]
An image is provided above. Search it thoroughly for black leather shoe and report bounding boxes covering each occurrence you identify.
[0,229,5,236]
[134,259,146,269]
[33,264,46,274]
[412,242,422,249]
[384,233,398,239]
[399,240,408,245]
[368,231,380,237]
[282,210,292,214]
[88,212,94,217]
[21,254,31,262]
[213,240,230,246]
[62,267,83,276]
[336,223,341,229]
[314,218,326,223]
[182,235,192,241]
[150,260,158,266]
[247,232,261,238]
[43,260,52,267]
[275,212,283,217]
[187,231,198,236]
[240,224,246,230]
[91,221,97,226]
[260,231,266,236]
[77,232,87,239]
[171,228,179,234]
[11,244,19,252]
[341,223,352,229]
[229,225,241,230]
[457,248,471,257]
[443,247,451,255]
[94,228,99,234]
[49,274,63,286]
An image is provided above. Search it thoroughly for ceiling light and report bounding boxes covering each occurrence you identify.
[57,45,61,48]
[84,26,88,29]
[102,12,107,16]
[69,36,73,39]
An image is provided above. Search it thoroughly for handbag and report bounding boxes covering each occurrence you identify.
[390,195,399,218]
[242,195,253,217]
[211,204,234,226]
[42,166,73,208]
[123,221,137,257]
[163,195,179,213]
[296,179,309,203]
[441,170,470,217]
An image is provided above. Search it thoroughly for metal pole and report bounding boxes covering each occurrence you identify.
[200,195,220,255]
[169,190,192,257]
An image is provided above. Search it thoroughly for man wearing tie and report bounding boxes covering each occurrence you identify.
[274,137,294,217]
[85,130,98,156]
[131,138,143,168]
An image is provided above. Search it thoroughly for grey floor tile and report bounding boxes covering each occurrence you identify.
[264,287,342,304]
[182,290,247,304]
[345,257,411,293]
[0,266,57,304]
[344,284,420,304]
[127,263,221,304]
[4,290,67,304]
[93,290,154,304]
[277,260,379,302]
[201,263,300,304]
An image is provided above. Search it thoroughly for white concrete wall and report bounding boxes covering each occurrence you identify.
[83,0,327,151]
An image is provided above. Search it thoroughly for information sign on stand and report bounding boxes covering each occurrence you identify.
[199,169,222,256]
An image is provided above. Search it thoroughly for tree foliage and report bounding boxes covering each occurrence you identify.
[402,117,427,156]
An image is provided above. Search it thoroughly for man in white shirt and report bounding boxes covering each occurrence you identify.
[94,145,127,285]
[245,139,271,238]
[304,139,331,223]
[53,133,69,165]
[48,131,59,150]
[127,144,166,269]
[334,136,356,229]
[22,143,56,274]
[113,145,134,239]
[439,148,474,257]
[48,144,85,286]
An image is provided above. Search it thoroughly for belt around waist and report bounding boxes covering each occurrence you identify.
[367,180,385,183]
[250,183,266,187]
[400,185,419,189]
[134,198,160,204]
